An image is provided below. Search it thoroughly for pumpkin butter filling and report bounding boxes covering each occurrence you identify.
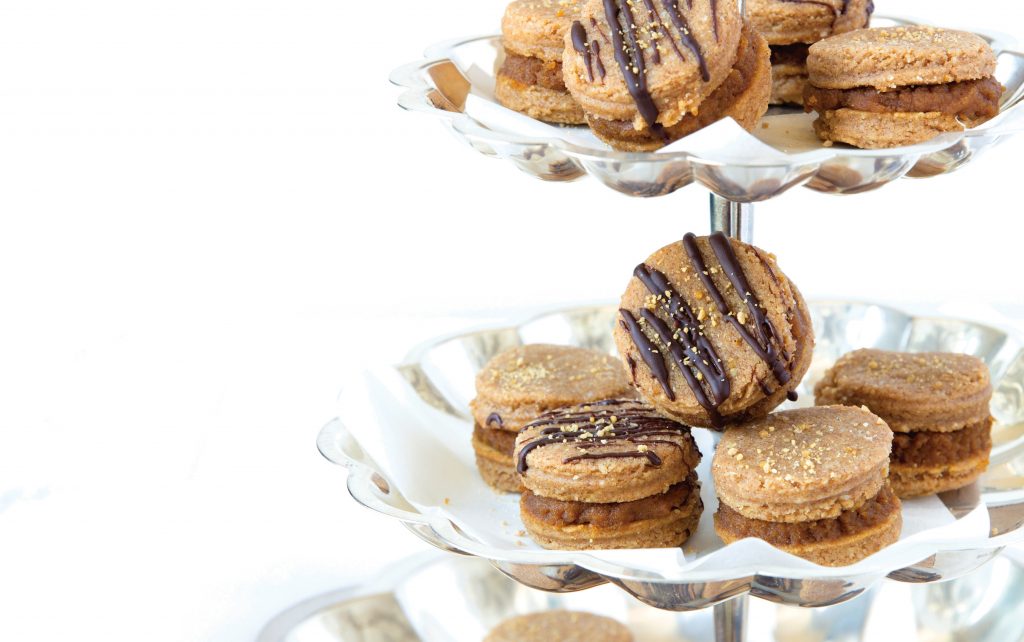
[891,418,992,467]
[804,76,1003,121]
[498,50,568,92]
[473,422,518,457]
[522,475,699,528]
[715,484,900,547]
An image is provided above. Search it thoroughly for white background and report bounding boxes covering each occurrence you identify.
[0,1,1022,640]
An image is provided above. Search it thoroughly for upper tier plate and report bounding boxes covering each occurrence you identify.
[390,17,1024,201]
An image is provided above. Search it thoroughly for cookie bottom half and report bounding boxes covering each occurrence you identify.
[484,611,634,642]
[586,23,771,152]
[890,451,990,498]
[521,478,703,550]
[473,423,523,493]
[714,483,902,566]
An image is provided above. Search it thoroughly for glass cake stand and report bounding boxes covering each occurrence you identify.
[340,10,1024,641]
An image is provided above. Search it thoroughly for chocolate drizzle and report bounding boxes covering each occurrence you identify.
[661,0,710,81]
[515,400,694,474]
[621,233,797,424]
[571,21,594,82]
[570,0,718,138]
[485,412,504,429]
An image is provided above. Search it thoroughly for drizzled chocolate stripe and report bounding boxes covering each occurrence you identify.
[602,0,665,137]
[571,21,594,82]
[485,412,504,428]
[661,0,711,81]
[516,401,693,473]
[705,232,792,386]
[619,309,673,400]
[633,263,729,422]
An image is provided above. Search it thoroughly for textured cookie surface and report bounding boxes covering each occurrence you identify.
[745,0,872,46]
[514,399,701,503]
[813,349,992,432]
[715,483,902,566]
[485,610,634,642]
[470,344,633,433]
[587,23,771,151]
[713,406,893,522]
[502,0,581,61]
[562,0,742,131]
[495,71,587,124]
[807,26,997,91]
[614,232,813,428]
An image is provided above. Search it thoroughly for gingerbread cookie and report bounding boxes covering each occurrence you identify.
[613,232,813,429]
[470,344,634,492]
[497,0,586,124]
[745,0,873,106]
[814,349,993,497]
[713,406,901,566]
[804,26,1004,148]
[562,0,770,151]
[514,399,702,549]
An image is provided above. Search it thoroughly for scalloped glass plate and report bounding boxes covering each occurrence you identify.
[319,301,1024,610]
[389,16,1024,201]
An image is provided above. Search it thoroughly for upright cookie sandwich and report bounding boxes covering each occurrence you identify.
[814,349,993,497]
[613,232,813,429]
[562,0,771,151]
[496,0,586,124]
[713,406,901,566]
[515,399,702,549]
[804,26,1004,148]
[470,344,634,492]
[744,0,873,105]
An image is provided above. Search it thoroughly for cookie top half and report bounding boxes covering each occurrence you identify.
[470,344,633,432]
[807,26,997,90]
[514,399,701,503]
[813,348,992,432]
[745,0,873,46]
[502,0,581,61]
[613,232,813,429]
[562,0,742,129]
[713,406,893,523]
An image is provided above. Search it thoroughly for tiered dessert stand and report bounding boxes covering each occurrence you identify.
[314,10,1024,642]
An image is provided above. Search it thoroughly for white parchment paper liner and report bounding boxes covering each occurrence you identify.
[340,366,992,580]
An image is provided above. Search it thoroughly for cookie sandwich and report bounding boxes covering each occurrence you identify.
[744,0,873,105]
[496,0,586,124]
[814,349,993,497]
[515,399,702,549]
[561,0,771,151]
[470,344,634,492]
[713,406,901,566]
[485,611,634,642]
[613,232,813,429]
[804,26,1004,148]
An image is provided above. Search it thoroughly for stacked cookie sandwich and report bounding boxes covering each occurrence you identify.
[815,348,993,497]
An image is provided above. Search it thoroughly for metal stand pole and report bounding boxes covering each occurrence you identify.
[709,191,752,642]
[709,193,754,243]
[714,596,748,642]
